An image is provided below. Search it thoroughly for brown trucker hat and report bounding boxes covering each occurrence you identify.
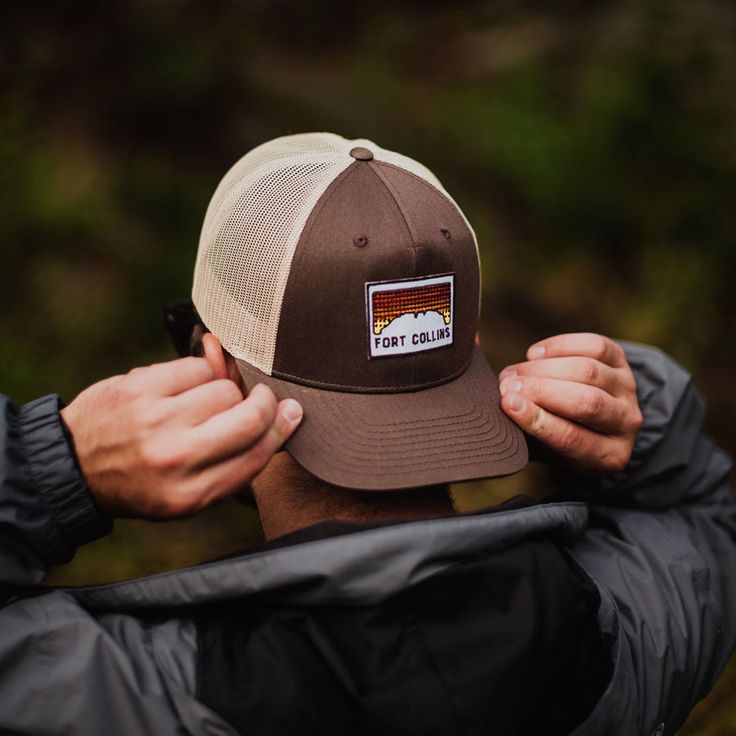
[192,133,527,490]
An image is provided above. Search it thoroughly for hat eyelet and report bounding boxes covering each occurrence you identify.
[440,227,451,240]
[353,234,369,248]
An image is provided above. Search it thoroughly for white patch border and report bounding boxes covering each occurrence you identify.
[365,273,455,360]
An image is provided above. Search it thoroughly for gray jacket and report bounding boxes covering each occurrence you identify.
[0,343,734,735]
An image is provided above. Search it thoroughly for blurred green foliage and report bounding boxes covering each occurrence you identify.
[1,1,734,731]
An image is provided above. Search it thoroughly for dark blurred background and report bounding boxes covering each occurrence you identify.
[1,1,734,732]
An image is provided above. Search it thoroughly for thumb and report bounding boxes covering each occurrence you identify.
[273,399,304,445]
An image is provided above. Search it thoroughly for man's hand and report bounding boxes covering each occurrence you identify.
[498,333,643,474]
[61,357,303,519]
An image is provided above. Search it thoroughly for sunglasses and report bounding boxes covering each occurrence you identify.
[162,299,203,357]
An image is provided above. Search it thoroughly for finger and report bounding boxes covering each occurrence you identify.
[189,398,303,509]
[501,375,626,433]
[186,384,281,466]
[527,333,627,368]
[499,357,621,394]
[500,391,628,472]
[163,379,244,426]
[126,357,215,397]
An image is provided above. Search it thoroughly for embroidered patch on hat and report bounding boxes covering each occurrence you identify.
[366,273,454,358]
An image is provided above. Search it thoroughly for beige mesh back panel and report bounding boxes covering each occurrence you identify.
[192,132,479,375]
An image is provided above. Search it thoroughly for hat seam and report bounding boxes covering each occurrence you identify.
[366,161,420,385]
[268,354,472,393]
[304,426,512,463]
[373,157,483,323]
[292,433,520,475]
[296,360,505,445]
[293,436,519,472]
[270,161,363,373]
[369,159,459,218]
[287,161,362,253]
[328,351,491,430]
[332,391,490,432]
[313,394,506,448]
[335,404,485,434]
[311,412,503,449]
[270,158,418,380]
[368,161,420,245]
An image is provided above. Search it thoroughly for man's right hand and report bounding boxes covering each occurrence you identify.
[60,358,303,519]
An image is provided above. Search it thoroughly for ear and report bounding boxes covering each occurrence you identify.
[201,333,229,380]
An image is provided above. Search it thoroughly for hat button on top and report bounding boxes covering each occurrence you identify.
[349,146,374,161]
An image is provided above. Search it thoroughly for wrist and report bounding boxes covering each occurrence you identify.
[22,395,113,551]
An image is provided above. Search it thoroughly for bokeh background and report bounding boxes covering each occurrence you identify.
[1,1,734,732]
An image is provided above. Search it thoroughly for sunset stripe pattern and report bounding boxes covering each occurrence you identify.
[372,282,452,335]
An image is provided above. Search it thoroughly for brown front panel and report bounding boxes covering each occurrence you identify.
[272,159,480,391]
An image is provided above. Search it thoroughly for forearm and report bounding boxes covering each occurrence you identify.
[0,394,111,601]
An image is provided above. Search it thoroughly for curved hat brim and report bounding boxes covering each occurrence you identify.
[236,345,528,491]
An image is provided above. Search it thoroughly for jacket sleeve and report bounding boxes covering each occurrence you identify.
[0,393,112,602]
[555,340,720,509]
[563,344,736,735]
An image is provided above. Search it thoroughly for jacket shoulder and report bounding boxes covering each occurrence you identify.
[0,591,233,735]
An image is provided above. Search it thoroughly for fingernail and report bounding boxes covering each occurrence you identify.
[282,399,303,423]
[499,367,518,383]
[507,393,526,413]
[500,378,523,396]
[527,345,545,360]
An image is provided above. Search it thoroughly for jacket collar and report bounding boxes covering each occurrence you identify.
[66,501,588,611]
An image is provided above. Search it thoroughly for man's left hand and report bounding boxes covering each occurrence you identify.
[498,333,643,474]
